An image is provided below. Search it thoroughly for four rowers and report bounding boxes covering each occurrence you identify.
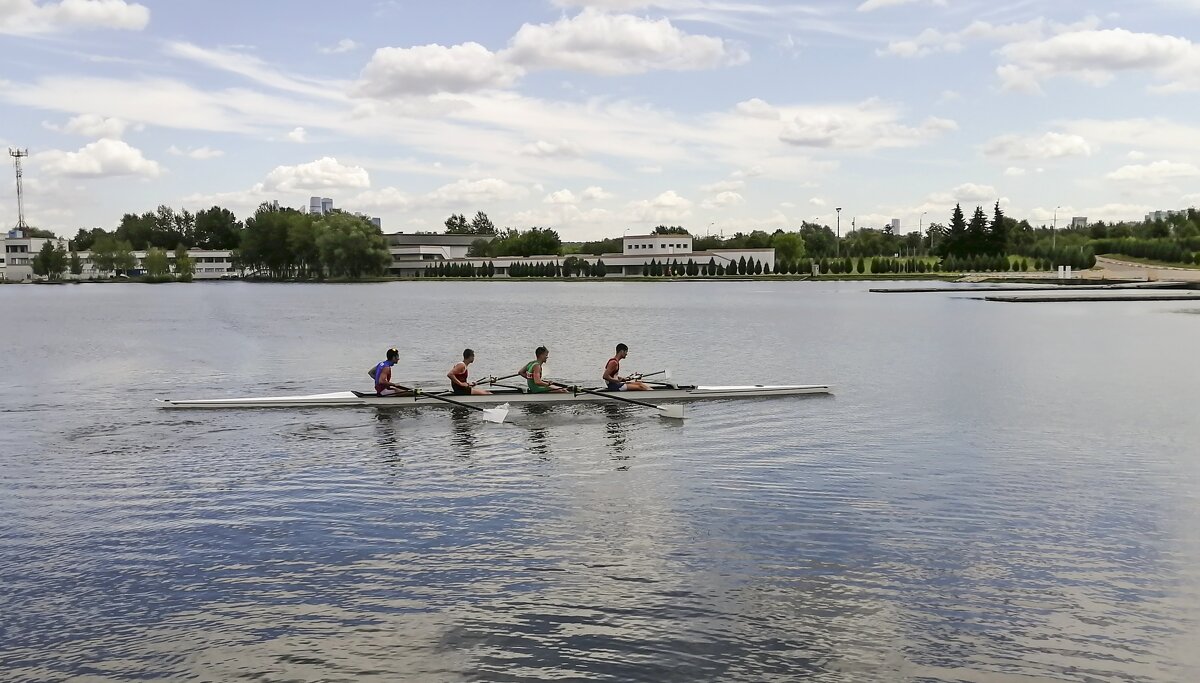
[370,343,655,394]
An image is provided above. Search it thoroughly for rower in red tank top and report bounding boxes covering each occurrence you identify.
[448,348,491,395]
[602,343,652,391]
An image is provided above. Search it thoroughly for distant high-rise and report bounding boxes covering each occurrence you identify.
[309,196,334,215]
[889,218,901,232]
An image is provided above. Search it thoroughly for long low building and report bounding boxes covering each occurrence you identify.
[385,232,775,277]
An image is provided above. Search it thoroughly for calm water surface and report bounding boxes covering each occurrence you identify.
[2,280,1199,682]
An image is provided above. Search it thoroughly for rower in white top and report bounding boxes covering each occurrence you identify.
[603,343,653,392]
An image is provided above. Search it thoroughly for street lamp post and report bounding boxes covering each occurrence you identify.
[835,207,842,258]
[1052,206,1060,252]
[920,211,928,254]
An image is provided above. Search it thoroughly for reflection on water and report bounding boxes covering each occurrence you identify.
[2,281,1200,682]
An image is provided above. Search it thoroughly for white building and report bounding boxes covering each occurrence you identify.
[889,218,901,232]
[1071,217,1087,229]
[2,228,69,282]
[1145,210,1183,222]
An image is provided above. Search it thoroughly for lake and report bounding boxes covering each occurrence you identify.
[2,280,1199,682]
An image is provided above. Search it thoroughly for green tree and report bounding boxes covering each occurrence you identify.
[444,213,469,233]
[770,231,807,262]
[469,211,496,235]
[940,204,968,257]
[143,247,171,279]
[287,215,324,279]
[194,206,243,250]
[316,212,391,278]
[69,251,83,276]
[967,205,989,255]
[241,202,300,278]
[174,246,195,282]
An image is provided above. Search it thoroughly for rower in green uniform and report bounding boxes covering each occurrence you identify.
[518,346,567,393]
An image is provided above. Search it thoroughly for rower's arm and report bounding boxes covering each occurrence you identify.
[533,364,548,386]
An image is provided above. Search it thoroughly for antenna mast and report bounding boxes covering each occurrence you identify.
[9,148,29,231]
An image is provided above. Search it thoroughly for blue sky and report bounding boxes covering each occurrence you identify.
[2,0,1199,239]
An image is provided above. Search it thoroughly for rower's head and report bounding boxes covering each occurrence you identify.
[615,343,628,359]
[535,345,549,362]
[386,347,399,362]
[463,348,475,363]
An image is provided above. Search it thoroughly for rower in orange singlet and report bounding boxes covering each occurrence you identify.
[603,343,652,391]
[448,348,491,395]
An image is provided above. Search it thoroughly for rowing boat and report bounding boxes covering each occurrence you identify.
[159,384,831,409]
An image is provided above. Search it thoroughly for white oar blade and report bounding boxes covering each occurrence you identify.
[658,404,685,420]
[663,368,673,383]
[481,403,509,424]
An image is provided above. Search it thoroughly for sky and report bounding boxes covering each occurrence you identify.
[2,0,1199,240]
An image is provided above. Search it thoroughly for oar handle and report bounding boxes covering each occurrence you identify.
[393,386,487,412]
[549,381,662,411]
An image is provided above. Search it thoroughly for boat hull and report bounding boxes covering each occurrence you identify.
[159,384,831,409]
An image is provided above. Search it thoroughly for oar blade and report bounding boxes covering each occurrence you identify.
[481,403,509,424]
[657,404,685,420]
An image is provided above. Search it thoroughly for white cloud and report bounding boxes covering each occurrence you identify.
[581,186,613,201]
[880,16,1100,59]
[167,145,224,160]
[349,187,411,210]
[997,29,1200,94]
[286,127,307,142]
[734,98,779,119]
[927,183,999,204]
[982,132,1093,160]
[544,189,578,204]
[1004,167,1027,176]
[1128,150,1147,160]
[637,165,663,174]
[36,138,161,178]
[424,178,529,206]
[355,42,521,97]
[520,138,583,158]
[44,113,135,138]
[510,203,612,229]
[627,190,692,223]
[778,100,957,149]
[858,0,945,12]
[505,8,746,75]
[1105,160,1200,182]
[263,157,370,192]
[1060,118,1200,155]
[731,165,765,179]
[701,191,745,209]
[319,38,359,55]
[700,179,744,193]
[809,197,826,206]
[166,42,343,101]
[0,0,149,35]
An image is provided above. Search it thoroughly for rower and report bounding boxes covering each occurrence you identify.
[366,347,407,396]
[518,346,567,393]
[603,343,652,391]
[448,348,491,395]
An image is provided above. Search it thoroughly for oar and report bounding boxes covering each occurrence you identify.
[394,384,509,424]
[549,381,684,420]
[630,369,678,389]
[474,372,522,387]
